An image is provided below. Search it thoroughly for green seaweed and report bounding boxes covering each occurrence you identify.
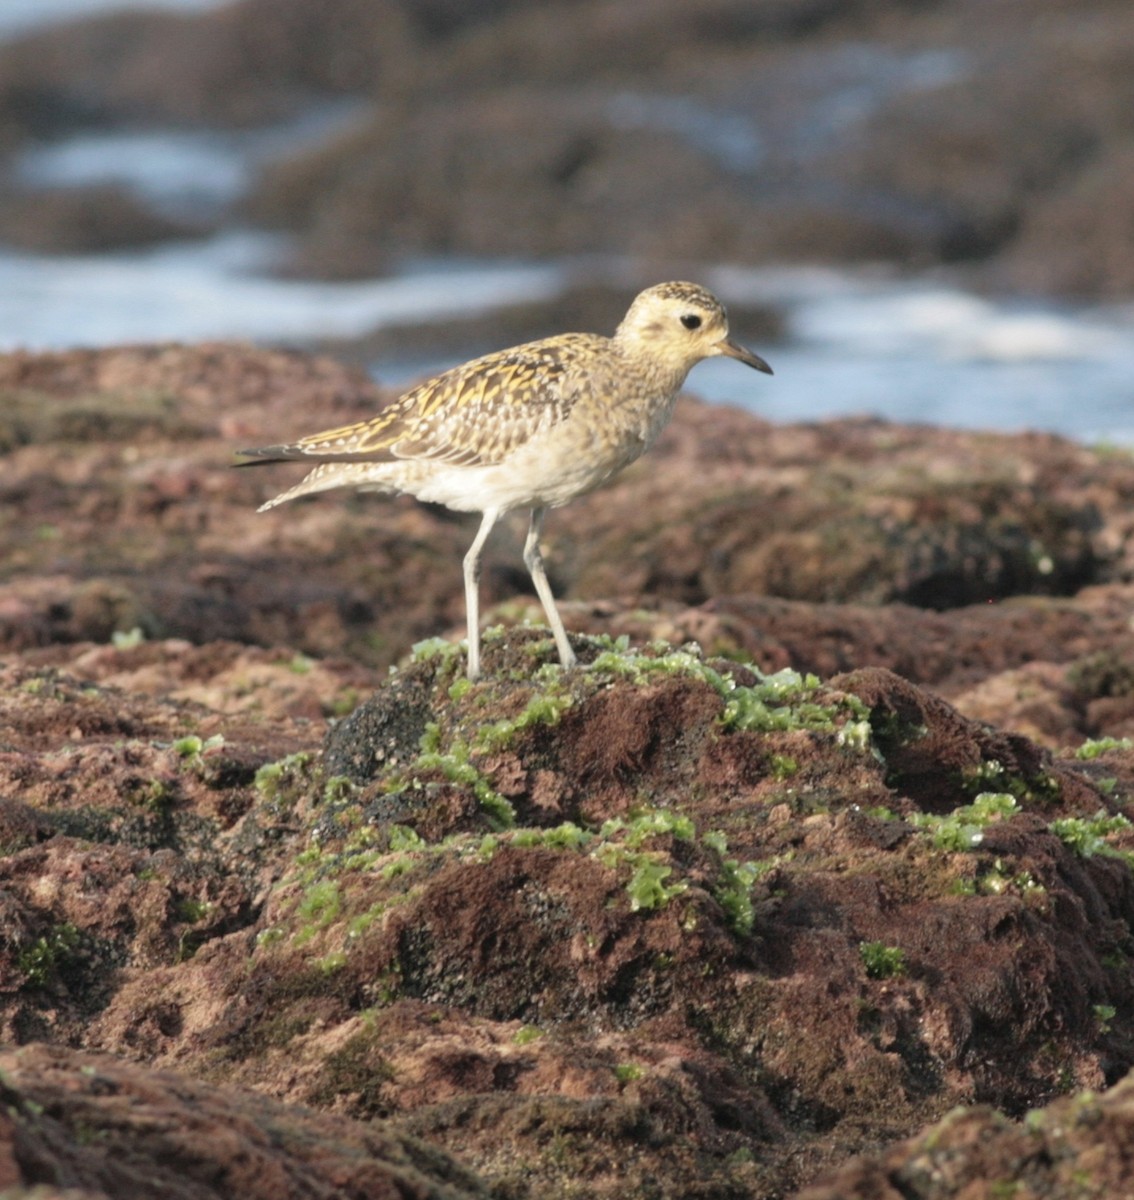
[18,923,82,988]
[254,752,314,803]
[859,941,907,979]
[1051,811,1132,857]
[474,689,574,752]
[909,792,1019,851]
[1075,737,1134,760]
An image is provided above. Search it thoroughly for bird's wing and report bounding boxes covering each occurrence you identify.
[238,335,597,468]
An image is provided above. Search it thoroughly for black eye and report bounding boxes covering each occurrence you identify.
[680,313,702,330]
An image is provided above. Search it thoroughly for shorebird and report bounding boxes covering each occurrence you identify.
[237,281,772,679]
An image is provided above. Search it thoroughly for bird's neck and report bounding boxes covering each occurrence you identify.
[612,337,693,397]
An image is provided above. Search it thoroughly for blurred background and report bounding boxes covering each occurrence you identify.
[1,0,1132,439]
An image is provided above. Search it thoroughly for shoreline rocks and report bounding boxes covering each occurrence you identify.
[1,0,1133,296]
[1,339,1134,1195]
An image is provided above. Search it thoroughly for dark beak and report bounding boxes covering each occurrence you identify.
[718,337,773,375]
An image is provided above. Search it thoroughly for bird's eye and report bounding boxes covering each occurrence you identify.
[680,313,702,330]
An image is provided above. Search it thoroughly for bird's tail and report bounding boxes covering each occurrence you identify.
[256,461,397,511]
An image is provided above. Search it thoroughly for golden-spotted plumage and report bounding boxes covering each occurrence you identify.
[278,335,593,470]
[238,282,772,679]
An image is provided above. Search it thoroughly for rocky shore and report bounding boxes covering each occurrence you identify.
[1,341,1134,1197]
[2,0,1134,1193]
[1,0,1133,295]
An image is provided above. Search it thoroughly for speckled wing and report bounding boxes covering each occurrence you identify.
[239,334,600,468]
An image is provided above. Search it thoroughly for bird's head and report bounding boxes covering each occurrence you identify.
[614,281,773,377]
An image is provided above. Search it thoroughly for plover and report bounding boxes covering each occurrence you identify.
[237,281,772,679]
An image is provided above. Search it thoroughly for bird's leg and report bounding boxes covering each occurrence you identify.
[463,509,499,680]
[523,507,577,670]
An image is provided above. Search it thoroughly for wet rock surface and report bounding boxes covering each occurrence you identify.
[2,340,1134,1195]
[0,183,196,253]
[2,628,1134,1197]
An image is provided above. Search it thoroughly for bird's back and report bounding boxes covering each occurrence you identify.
[285,331,619,470]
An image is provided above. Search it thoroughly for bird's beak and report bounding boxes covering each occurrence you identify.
[717,337,773,375]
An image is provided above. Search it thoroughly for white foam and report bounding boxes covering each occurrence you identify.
[17,131,250,217]
[718,269,1130,366]
[703,266,1134,441]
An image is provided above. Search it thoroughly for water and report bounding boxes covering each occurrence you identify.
[703,266,1134,444]
[0,234,565,346]
[15,103,367,221]
[1,232,1129,444]
[0,0,226,39]
[1,0,1130,444]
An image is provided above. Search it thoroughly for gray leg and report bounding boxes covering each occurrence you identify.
[523,507,577,669]
[463,509,499,680]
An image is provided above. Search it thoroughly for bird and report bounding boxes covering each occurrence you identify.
[237,281,773,680]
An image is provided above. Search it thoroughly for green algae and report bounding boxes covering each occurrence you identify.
[474,688,574,752]
[859,941,907,979]
[258,632,889,979]
[1075,736,1134,760]
[17,923,82,989]
[1051,811,1132,858]
[909,791,1020,850]
[412,744,516,829]
[583,640,873,745]
[293,880,344,946]
[254,752,314,803]
[961,758,1061,805]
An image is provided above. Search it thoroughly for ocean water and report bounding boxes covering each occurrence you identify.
[1,233,1129,445]
[14,103,367,221]
[0,234,564,346]
[703,266,1134,444]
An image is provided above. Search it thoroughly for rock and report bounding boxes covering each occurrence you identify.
[516,587,1134,748]
[797,1075,1134,1200]
[1,0,1132,291]
[5,344,1134,674]
[0,1,414,132]
[5,340,1134,762]
[2,636,1129,1196]
[1000,147,1134,298]
[0,1043,489,1199]
[552,411,1114,609]
[239,0,1134,288]
[2,404,1134,1200]
[0,184,194,254]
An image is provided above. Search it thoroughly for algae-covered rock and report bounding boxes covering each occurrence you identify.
[2,627,1134,1197]
[2,340,1134,1197]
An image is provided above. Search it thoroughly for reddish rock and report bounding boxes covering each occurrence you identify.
[797,1074,1134,1200]
[0,622,1132,1196]
[0,1043,488,1199]
[0,184,194,254]
[1001,146,1134,298]
[5,344,1134,689]
[56,644,1134,1194]
[1,341,1134,1196]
